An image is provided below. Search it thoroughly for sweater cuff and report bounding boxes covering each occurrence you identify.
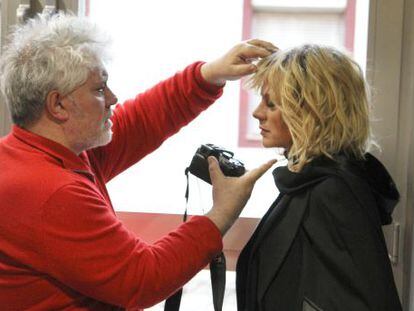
[187,215,223,255]
[193,61,225,96]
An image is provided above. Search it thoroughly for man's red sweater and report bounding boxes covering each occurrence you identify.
[0,62,223,310]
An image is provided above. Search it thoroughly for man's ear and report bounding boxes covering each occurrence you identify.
[45,90,69,122]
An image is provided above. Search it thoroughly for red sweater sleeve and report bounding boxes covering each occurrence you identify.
[39,181,222,308]
[91,61,223,182]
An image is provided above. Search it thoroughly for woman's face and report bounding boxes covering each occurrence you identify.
[252,84,292,149]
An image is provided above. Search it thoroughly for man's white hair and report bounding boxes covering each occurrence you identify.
[0,13,111,127]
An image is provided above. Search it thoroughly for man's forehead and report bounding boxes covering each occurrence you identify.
[89,67,108,81]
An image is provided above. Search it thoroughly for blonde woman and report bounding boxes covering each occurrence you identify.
[236,45,402,311]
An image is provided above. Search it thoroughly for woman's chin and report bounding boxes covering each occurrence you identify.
[261,140,276,148]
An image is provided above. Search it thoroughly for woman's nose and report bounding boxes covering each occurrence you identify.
[253,102,265,120]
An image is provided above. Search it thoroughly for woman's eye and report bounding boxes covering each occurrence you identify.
[96,87,105,94]
[266,101,276,108]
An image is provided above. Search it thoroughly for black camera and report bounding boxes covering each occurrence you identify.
[188,144,246,184]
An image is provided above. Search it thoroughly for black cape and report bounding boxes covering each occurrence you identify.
[236,153,402,311]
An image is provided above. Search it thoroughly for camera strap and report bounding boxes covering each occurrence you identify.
[164,168,226,311]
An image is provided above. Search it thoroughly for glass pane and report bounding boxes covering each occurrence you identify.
[252,12,345,49]
[250,1,369,71]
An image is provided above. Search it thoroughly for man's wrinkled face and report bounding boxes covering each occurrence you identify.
[64,68,118,153]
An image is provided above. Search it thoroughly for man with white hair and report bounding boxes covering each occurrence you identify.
[0,13,276,310]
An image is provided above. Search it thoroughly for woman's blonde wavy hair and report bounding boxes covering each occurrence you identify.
[249,44,373,172]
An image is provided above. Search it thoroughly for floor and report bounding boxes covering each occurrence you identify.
[147,270,237,310]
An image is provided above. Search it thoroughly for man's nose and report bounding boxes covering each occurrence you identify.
[106,88,118,106]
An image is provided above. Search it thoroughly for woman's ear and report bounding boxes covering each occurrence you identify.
[45,90,69,122]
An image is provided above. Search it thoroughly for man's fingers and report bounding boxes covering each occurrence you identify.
[208,156,224,184]
[242,45,273,59]
[246,39,278,53]
[232,63,257,76]
[245,159,277,182]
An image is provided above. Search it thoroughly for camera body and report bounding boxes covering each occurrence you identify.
[188,144,246,184]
